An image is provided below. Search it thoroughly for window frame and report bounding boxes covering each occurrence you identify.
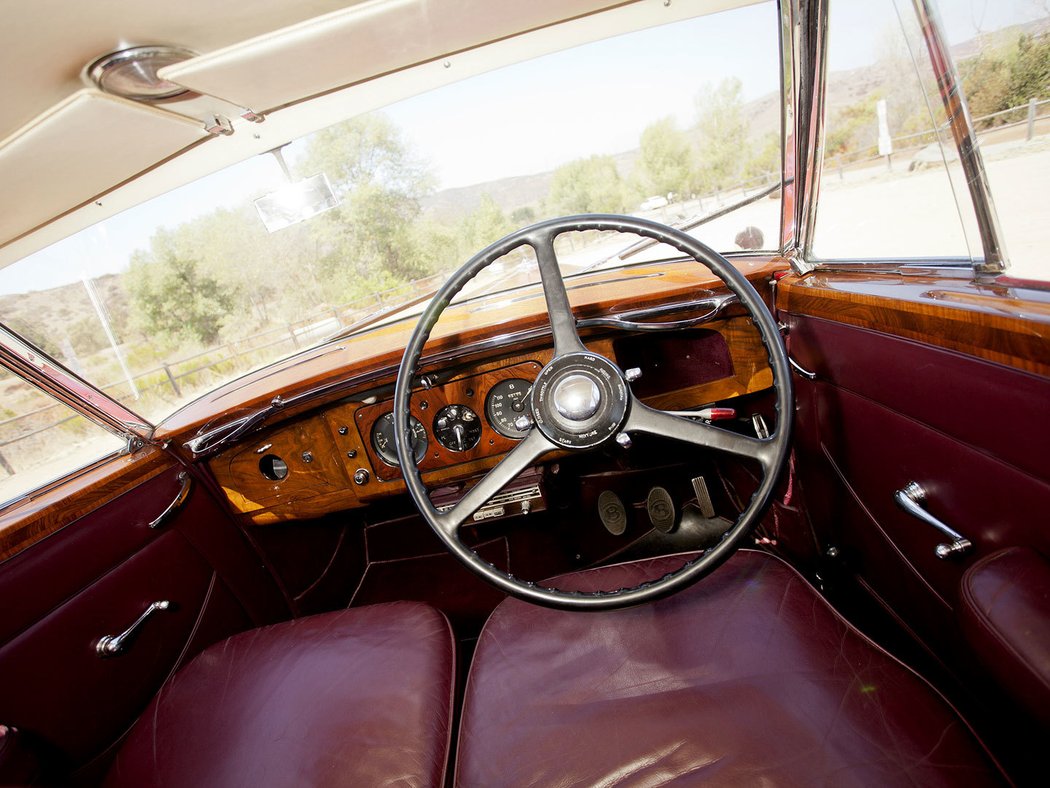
[780,0,1009,279]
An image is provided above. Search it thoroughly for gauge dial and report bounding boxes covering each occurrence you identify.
[485,378,533,438]
[433,405,482,452]
[371,412,428,466]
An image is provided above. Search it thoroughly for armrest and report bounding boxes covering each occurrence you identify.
[958,547,1050,727]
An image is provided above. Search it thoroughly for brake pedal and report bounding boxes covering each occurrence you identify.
[647,487,676,534]
[598,490,627,535]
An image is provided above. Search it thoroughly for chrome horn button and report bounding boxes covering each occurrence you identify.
[552,374,601,421]
[531,352,629,449]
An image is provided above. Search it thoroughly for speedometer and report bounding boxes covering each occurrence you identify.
[485,378,533,438]
[370,412,428,466]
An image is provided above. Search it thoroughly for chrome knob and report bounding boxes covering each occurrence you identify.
[552,374,601,421]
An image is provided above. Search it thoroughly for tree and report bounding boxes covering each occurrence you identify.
[511,206,537,225]
[546,155,627,214]
[459,194,514,251]
[127,252,233,346]
[297,114,434,199]
[744,131,782,180]
[297,114,440,298]
[637,117,693,198]
[136,207,319,331]
[825,98,879,156]
[1005,33,1050,108]
[961,52,1011,124]
[694,78,749,192]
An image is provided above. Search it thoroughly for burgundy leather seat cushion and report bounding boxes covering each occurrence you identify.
[106,602,455,788]
[457,550,1004,786]
[958,547,1050,728]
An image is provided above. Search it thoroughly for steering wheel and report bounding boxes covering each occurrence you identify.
[394,215,792,610]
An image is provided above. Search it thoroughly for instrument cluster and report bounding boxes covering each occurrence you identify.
[347,362,542,482]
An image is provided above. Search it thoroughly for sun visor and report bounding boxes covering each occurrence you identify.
[0,90,206,248]
[158,0,622,112]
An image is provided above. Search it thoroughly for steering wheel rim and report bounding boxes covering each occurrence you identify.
[394,214,792,610]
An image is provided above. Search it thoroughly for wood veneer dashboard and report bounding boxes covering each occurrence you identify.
[209,320,773,525]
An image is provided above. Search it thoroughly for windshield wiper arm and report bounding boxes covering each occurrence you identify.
[591,177,793,268]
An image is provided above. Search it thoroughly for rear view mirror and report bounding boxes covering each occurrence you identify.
[254,173,339,232]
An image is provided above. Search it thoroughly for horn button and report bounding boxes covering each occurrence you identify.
[532,353,629,449]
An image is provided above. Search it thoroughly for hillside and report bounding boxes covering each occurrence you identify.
[0,274,129,359]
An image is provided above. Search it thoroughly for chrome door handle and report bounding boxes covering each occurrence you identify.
[149,472,193,529]
[96,600,172,657]
[894,481,973,559]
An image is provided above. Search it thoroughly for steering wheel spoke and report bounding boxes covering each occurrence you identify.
[437,429,556,534]
[530,230,586,357]
[625,399,776,471]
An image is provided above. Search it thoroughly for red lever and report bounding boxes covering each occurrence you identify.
[696,407,736,421]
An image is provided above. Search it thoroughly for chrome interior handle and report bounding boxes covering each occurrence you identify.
[894,481,973,559]
[96,600,171,657]
[149,472,193,529]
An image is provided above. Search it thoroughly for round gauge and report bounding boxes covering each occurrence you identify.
[371,412,428,466]
[433,405,482,452]
[485,378,533,438]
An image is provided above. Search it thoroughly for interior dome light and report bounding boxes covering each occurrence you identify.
[87,45,197,101]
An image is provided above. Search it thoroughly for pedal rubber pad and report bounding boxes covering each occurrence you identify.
[598,490,627,535]
[647,487,676,534]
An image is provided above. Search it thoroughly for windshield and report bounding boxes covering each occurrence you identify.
[0,1,781,428]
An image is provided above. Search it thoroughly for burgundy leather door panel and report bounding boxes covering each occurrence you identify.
[0,462,285,776]
[786,317,1050,644]
[0,531,212,764]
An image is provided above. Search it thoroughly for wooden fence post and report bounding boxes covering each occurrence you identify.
[162,363,181,397]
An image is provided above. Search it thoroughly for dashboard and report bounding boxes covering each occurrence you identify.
[209,318,774,526]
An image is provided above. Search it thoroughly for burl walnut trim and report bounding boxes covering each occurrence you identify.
[210,318,776,525]
[0,447,173,563]
[777,272,1050,377]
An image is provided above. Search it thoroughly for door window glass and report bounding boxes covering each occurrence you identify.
[0,368,125,507]
[813,0,976,260]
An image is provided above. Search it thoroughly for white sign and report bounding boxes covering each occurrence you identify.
[877,99,893,157]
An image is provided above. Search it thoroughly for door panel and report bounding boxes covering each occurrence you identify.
[0,450,287,777]
[777,271,1050,735]
[0,531,212,763]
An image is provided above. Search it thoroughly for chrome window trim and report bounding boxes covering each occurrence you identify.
[908,0,1007,276]
[0,322,153,446]
[779,0,830,274]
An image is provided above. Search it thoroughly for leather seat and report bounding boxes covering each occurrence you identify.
[456,550,1005,786]
[105,602,455,788]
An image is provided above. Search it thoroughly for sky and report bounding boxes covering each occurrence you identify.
[2,0,1045,296]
